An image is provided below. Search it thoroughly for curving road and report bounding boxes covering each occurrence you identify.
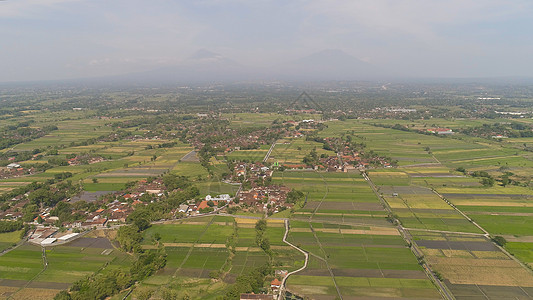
[277,220,309,300]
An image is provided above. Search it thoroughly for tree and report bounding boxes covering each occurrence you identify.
[0,220,23,233]
[53,290,71,300]
[302,148,319,166]
[491,235,507,247]
[287,190,304,204]
[117,225,142,252]
[134,217,151,231]
[163,174,191,191]
[161,288,178,300]
[136,288,154,300]
[481,177,495,187]
[22,204,39,222]
[501,176,510,187]
[255,219,267,232]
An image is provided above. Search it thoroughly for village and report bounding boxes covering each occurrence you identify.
[1,158,301,248]
[0,113,403,254]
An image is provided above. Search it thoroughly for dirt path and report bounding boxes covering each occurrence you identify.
[278,220,309,300]
[306,173,343,300]
[8,247,48,300]
[173,216,216,276]
[363,172,455,300]
[431,189,533,276]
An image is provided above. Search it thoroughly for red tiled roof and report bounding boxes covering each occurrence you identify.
[271,278,281,286]
[198,200,218,210]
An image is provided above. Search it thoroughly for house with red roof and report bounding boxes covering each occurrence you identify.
[270,278,281,290]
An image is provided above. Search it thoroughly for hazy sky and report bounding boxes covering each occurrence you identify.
[2,0,533,82]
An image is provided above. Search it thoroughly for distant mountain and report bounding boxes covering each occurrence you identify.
[111,49,385,84]
[277,49,383,81]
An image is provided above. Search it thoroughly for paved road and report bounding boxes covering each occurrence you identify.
[263,141,277,163]
[180,150,200,162]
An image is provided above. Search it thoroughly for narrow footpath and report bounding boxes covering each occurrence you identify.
[278,220,309,300]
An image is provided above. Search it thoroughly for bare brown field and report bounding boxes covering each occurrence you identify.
[440,249,475,258]
[8,288,60,300]
[471,251,509,259]
[286,285,331,296]
[428,257,533,286]
[428,257,515,268]
[289,227,399,236]
[436,265,533,286]
[453,201,533,207]
[66,237,112,249]
[0,286,18,300]
[416,240,497,251]
[85,229,117,240]
[27,282,70,290]
[0,182,27,186]
[293,212,376,217]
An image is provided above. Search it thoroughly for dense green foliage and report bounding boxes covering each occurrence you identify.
[0,220,23,233]
[223,264,272,299]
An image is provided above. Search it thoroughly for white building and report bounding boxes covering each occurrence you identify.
[41,238,57,246]
[205,194,232,202]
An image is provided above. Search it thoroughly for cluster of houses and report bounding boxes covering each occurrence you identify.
[238,185,292,214]
[0,193,28,220]
[285,108,320,114]
[28,227,81,246]
[67,155,105,166]
[426,128,454,135]
[0,165,35,179]
[229,162,294,214]
[371,107,418,115]
[232,163,273,181]
[62,179,169,228]
[134,178,166,196]
[291,142,394,172]
[174,194,232,216]
[0,165,238,235]
[175,121,292,154]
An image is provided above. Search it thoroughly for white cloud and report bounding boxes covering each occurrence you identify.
[0,0,83,18]
[301,0,532,40]
[1,0,533,81]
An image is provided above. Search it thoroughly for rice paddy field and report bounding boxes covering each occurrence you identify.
[1,113,533,299]
[0,121,207,195]
[413,232,533,299]
[267,138,335,165]
[0,237,131,300]
[225,144,270,162]
[0,230,22,253]
[135,215,303,299]
[273,171,442,299]
[310,119,533,299]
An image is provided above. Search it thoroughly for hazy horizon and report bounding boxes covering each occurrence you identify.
[2,0,533,83]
